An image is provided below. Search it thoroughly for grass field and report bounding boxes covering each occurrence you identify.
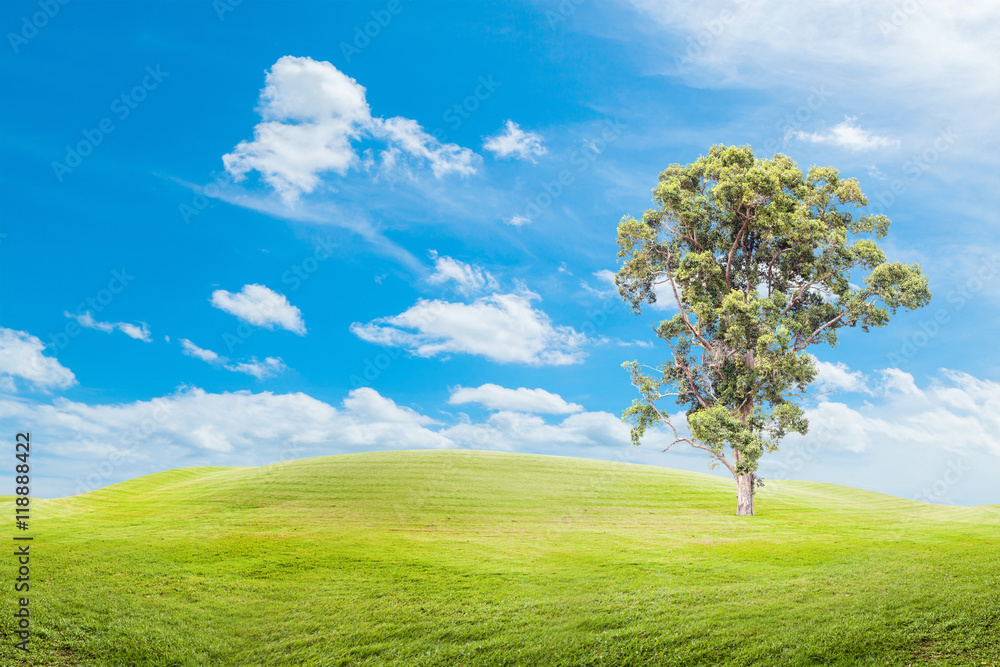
[1,450,998,666]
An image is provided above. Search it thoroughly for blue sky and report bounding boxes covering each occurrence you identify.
[2,0,998,505]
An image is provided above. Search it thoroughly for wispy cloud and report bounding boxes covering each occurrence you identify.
[180,339,286,379]
[64,312,151,342]
[180,339,224,364]
[226,357,287,379]
[790,116,899,151]
[483,120,547,162]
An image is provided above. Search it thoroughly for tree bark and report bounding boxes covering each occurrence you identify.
[736,472,754,516]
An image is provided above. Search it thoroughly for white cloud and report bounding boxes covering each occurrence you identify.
[223,56,478,202]
[375,116,479,178]
[810,356,871,395]
[117,322,152,341]
[342,387,440,427]
[0,327,76,392]
[631,1,1000,97]
[0,387,452,492]
[449,383,584,414]
[180,339,286,379]
[180,339,223,364]
[350,289,587,366]
[594,269,616,286]
[441,407,662,454]
[642,280,678,310]
[506,214,531,226]
[781,368,1000,458]
[426,251,498,296]
[581,269,617,298]
[616,339,655,348]
[6,367,999,503]
[483,120,547,161]
[791,116,900,151]
[210,284,306,335]
[445,411,582,450]
[627,0,999,168]
[879,367,922,397]
[65,312,151,342]
[225,357,286,379]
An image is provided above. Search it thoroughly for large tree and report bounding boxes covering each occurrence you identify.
[615,145,931,516]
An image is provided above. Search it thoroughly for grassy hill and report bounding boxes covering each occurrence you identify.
[2,450,998,666]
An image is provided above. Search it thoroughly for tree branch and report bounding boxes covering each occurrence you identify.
[643,396,734,474]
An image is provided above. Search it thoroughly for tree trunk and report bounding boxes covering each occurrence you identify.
[736,472,754,516]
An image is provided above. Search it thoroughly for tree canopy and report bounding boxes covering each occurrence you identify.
[615,144,931,515]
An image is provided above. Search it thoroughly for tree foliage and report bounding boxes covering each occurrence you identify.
[616,145,931,513]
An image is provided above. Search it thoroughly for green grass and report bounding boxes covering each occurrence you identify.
[1,450,998,666]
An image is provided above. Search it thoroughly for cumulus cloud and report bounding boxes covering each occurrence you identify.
[449,383,584,414]
[780,368,1000,458]
[426,251,498,296]
[810,356,871,395]
[790,116,900,151]
[441,408,662,454]
[505,214,531,226]
[223,56,478,202]
[483,120,547,161]
[0,327,76,392]
[349,289,587,366]
[210,284,306,335]
[1,379,679,497]
[64,312,151,342]
[0,387,452,491]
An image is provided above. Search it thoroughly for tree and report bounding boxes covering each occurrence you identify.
[615,145,931,516]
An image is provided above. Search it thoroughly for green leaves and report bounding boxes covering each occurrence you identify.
[616,144,932,483]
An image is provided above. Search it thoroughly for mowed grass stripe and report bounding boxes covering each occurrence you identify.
[2,450,998,666]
